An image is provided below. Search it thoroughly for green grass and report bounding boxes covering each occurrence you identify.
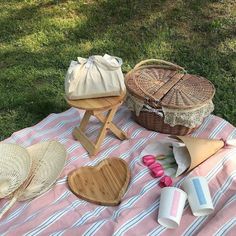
[0,0,235,140]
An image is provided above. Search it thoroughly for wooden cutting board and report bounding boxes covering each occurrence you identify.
[67,157,130,206]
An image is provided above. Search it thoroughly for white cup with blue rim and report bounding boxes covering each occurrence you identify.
[182,176,214,216]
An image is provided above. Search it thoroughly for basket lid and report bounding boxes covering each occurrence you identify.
[125,59,215,109]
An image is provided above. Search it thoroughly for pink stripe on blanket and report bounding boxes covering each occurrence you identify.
[122,149,236,236]
[0,106,236,236]
[0,111,160,235]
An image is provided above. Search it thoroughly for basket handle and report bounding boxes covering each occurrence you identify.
[134,59,185,72]
[132,59,186,103]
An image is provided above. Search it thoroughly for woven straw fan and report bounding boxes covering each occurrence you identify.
[0,143,32,198]
[0,141,66,219]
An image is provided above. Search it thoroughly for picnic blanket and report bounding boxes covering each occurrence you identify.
[0,106,236,236]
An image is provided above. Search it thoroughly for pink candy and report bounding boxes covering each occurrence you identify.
[159,175,173,188]
[142,155,156,166]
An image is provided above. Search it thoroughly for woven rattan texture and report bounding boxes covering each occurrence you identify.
[125,67,215,109]
[125,59,215,135]
[132,111,198,135]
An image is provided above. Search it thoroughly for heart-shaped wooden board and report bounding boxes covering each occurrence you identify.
[67,157,130,206]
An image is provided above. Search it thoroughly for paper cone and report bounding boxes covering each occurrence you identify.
[176,136,224,171]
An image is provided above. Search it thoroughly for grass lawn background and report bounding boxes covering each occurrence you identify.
[0,0,235,140]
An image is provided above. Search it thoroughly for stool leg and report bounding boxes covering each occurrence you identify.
[72,110,91,141]
[73,127,96,155]
[72,110,97,156]
[72,104,127,157]
[94,105,119,150]
[79,111,92,132]
[95,113,128,140]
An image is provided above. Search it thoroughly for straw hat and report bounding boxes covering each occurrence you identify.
[0,143,32,198]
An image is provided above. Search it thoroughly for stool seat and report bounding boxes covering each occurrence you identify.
[66,93,128,157]
[66,93,125,111]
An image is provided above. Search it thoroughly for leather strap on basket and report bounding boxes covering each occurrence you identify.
[132,59,186,103]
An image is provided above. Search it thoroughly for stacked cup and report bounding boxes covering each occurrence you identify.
[157,176,214,229]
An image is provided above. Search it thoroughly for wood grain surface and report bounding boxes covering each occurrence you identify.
[65,92,126,111]
[67,157,130,206]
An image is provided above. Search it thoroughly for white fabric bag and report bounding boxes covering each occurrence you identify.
[65,54,126,100]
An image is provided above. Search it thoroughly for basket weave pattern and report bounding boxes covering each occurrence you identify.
[125,59,215,135]
[132,111,198,135]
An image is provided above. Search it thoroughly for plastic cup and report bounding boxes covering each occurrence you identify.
[182,176,214,216]
[158,187,187,228]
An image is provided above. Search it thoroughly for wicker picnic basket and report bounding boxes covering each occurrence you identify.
[125,59,215,135]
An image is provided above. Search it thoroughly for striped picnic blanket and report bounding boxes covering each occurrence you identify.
[0,106,236,236]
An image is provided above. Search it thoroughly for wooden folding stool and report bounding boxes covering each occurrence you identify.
[66,93,128,156]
